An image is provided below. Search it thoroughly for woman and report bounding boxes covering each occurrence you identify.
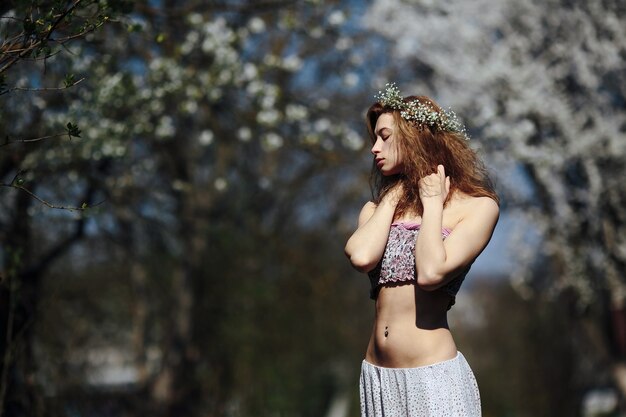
[345,83,499,417]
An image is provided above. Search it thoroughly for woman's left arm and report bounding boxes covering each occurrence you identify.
[415,165,499,290]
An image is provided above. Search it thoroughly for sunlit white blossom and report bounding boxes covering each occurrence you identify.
[198,130,214,146]
[182,100,198,114]
[155,116,175,138]
[286,104,308,121]
[343,72,359,87]
[257,109,282,126]
[282,55,303,71]
[246,80,263,95]
[242,63,258,80]
[262,132,284,151]
[335,37,353,51]
[310,27,324,39]
[217,69,232,84]
[260,94,277,109]
[181,30,200,54]
[328,10,346,26]
[188,12,203,26]
[314,118,331,132]
[208,88,222,101]
[237,127,252,142]
[33,97,46,110]
[263,54,281,66]
[248,17,266,33]
[342,129,364,151]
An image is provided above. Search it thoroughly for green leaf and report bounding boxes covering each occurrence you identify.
[64,74,75,88]
[156,33,166,43]
[66,122,82,138]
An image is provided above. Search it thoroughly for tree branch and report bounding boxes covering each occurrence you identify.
[0,182,104,212]
[0,77,85,96]
[0,0,92,75]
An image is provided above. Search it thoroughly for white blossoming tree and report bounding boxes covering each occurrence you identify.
[363,0,626,406]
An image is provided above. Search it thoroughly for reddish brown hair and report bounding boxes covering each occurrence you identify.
[367,95,499,217]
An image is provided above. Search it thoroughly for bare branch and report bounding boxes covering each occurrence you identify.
[0,77,85,96]
[0,182,105,211]
[0,133,68,147]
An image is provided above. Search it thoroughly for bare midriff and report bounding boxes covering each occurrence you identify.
[365,283,458,368]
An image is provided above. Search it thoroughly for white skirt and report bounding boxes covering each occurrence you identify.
[359,352,481,417]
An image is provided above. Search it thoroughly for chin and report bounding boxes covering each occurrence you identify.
[381,168,400,176]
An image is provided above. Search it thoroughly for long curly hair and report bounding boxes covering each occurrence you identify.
[366,95,499,218]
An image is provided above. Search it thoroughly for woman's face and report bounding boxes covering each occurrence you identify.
[371,113,403,176]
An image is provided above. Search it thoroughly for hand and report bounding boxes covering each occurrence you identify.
[419,164,450,204]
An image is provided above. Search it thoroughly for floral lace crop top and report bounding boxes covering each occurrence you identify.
[367,222,470,310]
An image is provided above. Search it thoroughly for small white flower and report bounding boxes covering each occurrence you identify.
[246,80,263,95]
[155,116,175,138]
[262,132,284,151]
[248,17,266,33]
[282,55,303,71]
[343,72,359,87]
[183,100,198,114]
[217,69,232,84]
[314,118,331,132]
[286,104,308,121]
[261,94,276,109]
[335,37,353,51]
[310,27,324,39]
[188,13,203,26]
[328,10,346,26]
[238,127,252,142]
[242,63,258,80]
[208,88,222,101]
[257,109,281,126]
[263,54,281,66]
[198,130,214,146]
[342,129,364,151]
[214,177,228,191]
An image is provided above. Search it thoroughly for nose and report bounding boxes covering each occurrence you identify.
[371,137,382,156]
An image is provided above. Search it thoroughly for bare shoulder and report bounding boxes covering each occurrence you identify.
[451,193,499,225]
[358,201,377,227]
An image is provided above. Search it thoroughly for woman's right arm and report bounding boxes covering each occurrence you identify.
[344,191,399,273]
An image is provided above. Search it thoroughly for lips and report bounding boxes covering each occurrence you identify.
[375,158,385,168]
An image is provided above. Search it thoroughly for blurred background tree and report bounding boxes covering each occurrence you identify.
[1,0,625,416]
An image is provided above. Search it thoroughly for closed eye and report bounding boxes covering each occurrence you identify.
[376,127,392,139]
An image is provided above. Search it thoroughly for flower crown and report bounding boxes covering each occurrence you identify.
[375,83,469,140]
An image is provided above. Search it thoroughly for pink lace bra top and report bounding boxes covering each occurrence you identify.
[367,222,470,310]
